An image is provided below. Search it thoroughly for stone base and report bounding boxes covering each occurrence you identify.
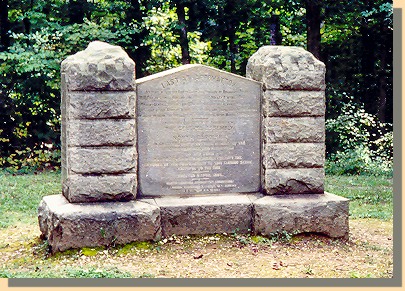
[38,192,349,253]
[253,192,349,238]
[147,194,260,237]
[38,195,161,253]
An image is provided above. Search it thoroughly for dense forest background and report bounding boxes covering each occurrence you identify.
[0,0,393,175]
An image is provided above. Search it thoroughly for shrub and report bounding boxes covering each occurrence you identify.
[326,98,393,176]
[0,143,60,174]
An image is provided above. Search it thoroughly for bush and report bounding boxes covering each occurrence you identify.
[325,146,393,176]
[0,143,60,174]
[326,98,393,176]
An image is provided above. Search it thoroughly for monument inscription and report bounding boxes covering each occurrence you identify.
[137,65,261,196]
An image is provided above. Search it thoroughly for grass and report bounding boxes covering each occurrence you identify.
[325,175,393,220]
[0,170,61,227]
[0,266,132,278]
[0,171,393,226]
[0,170,394,278]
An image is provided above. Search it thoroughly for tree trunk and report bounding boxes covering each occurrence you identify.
[0,0,10,51]
[68,0,86,24]
[127,0,150,77]
[175,1,191,64]
[377,39,387,124]
[228,23,237,73]
[360,23,376,114]
[270,14,282,45]
[305,0,321,60]
[223,1,237,73]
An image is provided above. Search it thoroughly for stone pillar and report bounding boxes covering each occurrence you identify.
[246,46,326,195]
[61,41,137,202]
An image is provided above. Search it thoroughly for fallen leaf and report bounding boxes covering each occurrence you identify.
[279,260,288,267]
[193,253,203,259]
[272,261,280,270]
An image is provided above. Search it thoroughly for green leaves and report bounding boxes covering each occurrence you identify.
[325,97,393,176]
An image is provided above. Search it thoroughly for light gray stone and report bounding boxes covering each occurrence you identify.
[153,194,254,236]
[63,174,137,203]
[38,194,161,253]
[246,46,325,90]
[264,168,324,194]
[253,193,349,238]
[263,90,325,117]
[61,41,135,91]
[263,143,324,168]
[137,64,261,196]
[263,117,325,143]
[68,91,136,119]
[69,147,136,174]
[67,119,135,146]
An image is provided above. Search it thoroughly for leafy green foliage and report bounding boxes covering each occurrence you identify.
[326,98,393,176]
[0,0,393,172]
[140,3,211,74]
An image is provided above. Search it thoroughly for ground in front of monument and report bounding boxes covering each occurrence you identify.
[0,217,392,278]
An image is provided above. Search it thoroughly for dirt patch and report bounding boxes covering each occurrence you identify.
[0,218,393,278]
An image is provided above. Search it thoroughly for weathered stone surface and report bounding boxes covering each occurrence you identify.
[263,117,325,143]
[67,119,135,146]
[68,91,136,119]
[263,143,324,168]
[63,174,137,203]
[61,41,135,91]
[153,194,255,236]
[264,168,324,194]
[137,64,261,196]
[263,90,325,117]
[38,195,161,253]
[69,147,136,174]
[246,46,325,90]
[253,193,349,238]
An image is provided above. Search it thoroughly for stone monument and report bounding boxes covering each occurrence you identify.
[38,41,349,253]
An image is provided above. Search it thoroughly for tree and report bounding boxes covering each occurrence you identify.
[125,0,151,78]
[269,14,282,45]
[173,0,191,64]
[305,0,321,60]
[0,0,393,171]
[0,0,10,51]
[68,0,86,24]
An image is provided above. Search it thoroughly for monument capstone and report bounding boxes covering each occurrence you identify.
[38,41,349,253]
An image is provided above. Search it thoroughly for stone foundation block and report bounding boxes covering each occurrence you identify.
[68,119,136,146]
[263,117,325,143]
[253,193,349,238]
[264,168,324,194]
[38,195,161,253]
[63,174,137,203]
[68,91,136,119]
[69,147,136,174]
[263,143,324,168]
[263,90,325,117]
[152,194,256,237]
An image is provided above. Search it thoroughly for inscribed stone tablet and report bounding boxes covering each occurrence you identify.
[137,64,261,196]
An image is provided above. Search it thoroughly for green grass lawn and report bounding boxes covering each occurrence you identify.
[325,175,393,220]
[0,171,61,228]
[0,171,394,278]
[0,171,393,227]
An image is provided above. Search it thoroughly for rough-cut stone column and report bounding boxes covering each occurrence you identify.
[61,41,137,202]
[246,46,326,194]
